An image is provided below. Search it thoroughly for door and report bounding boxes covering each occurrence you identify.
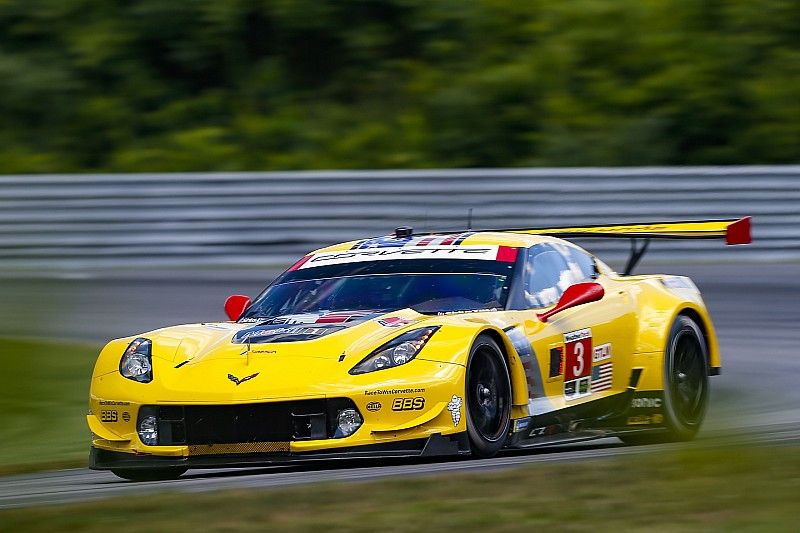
[518,243,637,420]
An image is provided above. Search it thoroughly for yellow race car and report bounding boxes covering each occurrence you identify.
[87,218,751,480]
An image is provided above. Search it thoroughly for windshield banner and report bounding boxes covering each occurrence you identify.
[299,245,507,269]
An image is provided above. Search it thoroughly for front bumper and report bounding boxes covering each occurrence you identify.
[90,432,470,471]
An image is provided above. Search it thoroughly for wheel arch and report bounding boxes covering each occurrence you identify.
[473,327,530,412]
[675,307,719,373]
[630,279,720,373]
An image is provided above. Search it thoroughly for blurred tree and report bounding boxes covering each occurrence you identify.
[0,0,798,172]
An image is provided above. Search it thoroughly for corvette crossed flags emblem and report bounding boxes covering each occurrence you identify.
[228,372,259,385]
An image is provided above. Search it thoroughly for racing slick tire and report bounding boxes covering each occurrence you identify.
[622,315,709,445]
[111,467,188,481]
[465,334,512,458]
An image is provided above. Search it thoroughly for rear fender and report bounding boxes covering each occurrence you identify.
[630,278,720,372]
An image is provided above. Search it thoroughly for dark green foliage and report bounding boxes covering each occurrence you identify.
[0,0,798,172]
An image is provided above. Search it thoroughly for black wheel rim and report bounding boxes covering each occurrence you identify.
[467,347,509,442]
[670,331,706,426]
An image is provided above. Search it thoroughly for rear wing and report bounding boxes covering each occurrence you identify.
[508,217,751,245]
[509,217,751,274]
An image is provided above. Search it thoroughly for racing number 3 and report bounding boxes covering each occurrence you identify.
[564,329,592,382]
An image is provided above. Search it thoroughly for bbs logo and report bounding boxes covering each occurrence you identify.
[392,397,425,411]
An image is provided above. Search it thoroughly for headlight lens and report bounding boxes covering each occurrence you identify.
[119,338,153,383]
[349,326,439,375]
[335,408,363,438]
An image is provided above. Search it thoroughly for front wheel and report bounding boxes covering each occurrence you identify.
[465,334,512,458]
[110,467,188,481]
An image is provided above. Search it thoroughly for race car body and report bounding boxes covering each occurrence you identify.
[87,218,751,480]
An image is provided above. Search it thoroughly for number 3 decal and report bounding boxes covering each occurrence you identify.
[564,328,592,381]
[573,342,584,376]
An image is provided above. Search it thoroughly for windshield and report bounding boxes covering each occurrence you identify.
[243,257,517,318]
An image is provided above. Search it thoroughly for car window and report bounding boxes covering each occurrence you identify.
[523,243,595,309]
[524,244,569,308]
[554,243,597,282]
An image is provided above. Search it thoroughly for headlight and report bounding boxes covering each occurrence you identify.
[349,326,439,375]
[138,414,158,446]
[119,338,153,383]
[335,408,363,438]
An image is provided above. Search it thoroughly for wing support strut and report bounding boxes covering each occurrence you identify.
[623,238,651,276]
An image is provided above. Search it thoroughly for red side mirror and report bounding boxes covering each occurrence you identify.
[537,282,604,323]
[224,294,251,321]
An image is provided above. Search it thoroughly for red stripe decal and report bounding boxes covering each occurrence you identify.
[316,315,349,323]
[439,235,457,245]
[726,216,752,245]
[416,237,436,247]
[287,255,312,271]
[496,246,519,263]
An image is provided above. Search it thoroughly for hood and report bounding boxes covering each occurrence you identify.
[232,311,389,344]
[114,309,430,401]
[144,309,424,367]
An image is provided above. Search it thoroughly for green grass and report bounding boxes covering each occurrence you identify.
[1,446,799,531]
[0,337,99,473]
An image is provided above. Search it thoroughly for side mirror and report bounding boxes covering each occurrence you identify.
[537,282,604,323]
[224,294,251,321]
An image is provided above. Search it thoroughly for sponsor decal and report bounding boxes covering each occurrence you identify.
[631,397,663,409]
[315,311,373,324]
[233,324,346,344]
[100,410,118,422]
[122,411,131,422]
[299,245,503,269]
[564,376,591,401]
[513,417,531,432]
[366,401,382,412]
[392,397,425,411]
[627,414,664,426]
[99,400,130,406]
[227,372,259,386]
[529,424,561,438]
[593,343,612,362]
[202,323,233,330]
[563,329,592,400]
[378,316,413,328]
[591,362,613,393]
[447,395,463,426]
[365,387,426,396]
[436,308,499,316]
[352,232,476,250]
[564,329,592,382]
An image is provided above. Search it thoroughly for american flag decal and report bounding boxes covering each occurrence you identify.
[591,363,613,392]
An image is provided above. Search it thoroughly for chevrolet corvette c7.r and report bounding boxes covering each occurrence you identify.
[87,218,751,480]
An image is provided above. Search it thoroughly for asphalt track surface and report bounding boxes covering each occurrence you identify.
[0,263,798,508]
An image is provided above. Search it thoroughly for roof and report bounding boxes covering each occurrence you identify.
[311,231,557,254]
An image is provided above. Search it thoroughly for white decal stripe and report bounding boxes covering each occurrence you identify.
[565,328,592,343]
[300,245,501,269]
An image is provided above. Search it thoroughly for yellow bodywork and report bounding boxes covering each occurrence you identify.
[88,229,721,460]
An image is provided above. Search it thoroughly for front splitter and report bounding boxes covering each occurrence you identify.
[90,432,470,471]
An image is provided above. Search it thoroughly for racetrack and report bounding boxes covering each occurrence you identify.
[1,263,798,508]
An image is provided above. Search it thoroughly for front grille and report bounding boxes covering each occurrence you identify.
[145,398,356,447]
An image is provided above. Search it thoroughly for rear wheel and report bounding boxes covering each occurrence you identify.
[465,335,512,458]
[110,467,188,481]
[623,315,709,444]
